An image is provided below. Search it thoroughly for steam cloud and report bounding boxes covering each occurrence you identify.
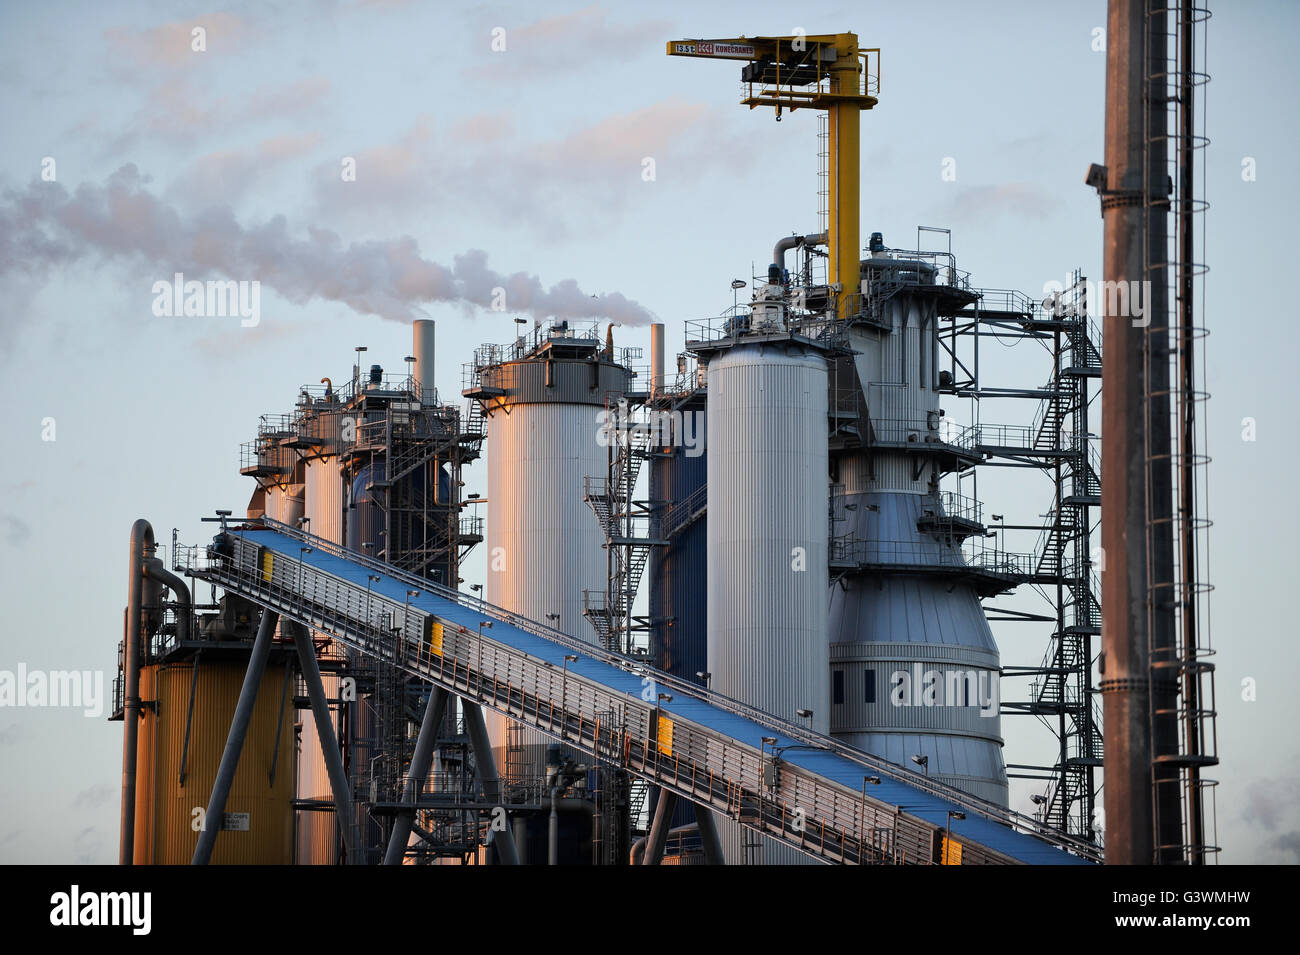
[0,165,655,325]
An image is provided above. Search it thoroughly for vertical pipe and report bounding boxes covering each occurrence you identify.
[693,801,724,865]
[828,34,861,318]
[643,788,677,865]
[413,319,437,405]
[1177,0,1205,864]
[462,701,519,865]
[1100,0,1182,865]
[192,608,278,865]
[548,787,560,865]
[383,685,449,865]
[120,519,154,866]
[289,621,359,863]
[650,323,665,396]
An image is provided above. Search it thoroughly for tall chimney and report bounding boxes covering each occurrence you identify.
[1099,0,1183,865]
[413,319,436,404]
[650,322,665,396]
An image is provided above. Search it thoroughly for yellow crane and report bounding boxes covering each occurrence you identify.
[667,34,879,318]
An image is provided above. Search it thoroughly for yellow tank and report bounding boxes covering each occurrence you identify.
[132,658,295,864]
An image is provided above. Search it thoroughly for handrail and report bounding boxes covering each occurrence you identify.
[189,515,1101,861]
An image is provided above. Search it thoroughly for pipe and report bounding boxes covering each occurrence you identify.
[413,319,436,405]
[192,608,278,865]
[650,323,665,396]
[143,558,192,643]
[462,701,519,865]
[643,788,677,865]
[548,786,560,865]
[383,685,449,865]
[772,232,827,276]
[630,821,703,866]
[287,621,359,863]
[1099,0,1182,865]
[120,519,155,865]
[693,802,724,865]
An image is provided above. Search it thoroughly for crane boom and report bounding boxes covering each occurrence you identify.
[667,33,879,317]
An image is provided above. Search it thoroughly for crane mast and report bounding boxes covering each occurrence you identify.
[666,33,879,316]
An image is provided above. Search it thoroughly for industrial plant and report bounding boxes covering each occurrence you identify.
[112,7,1218,866]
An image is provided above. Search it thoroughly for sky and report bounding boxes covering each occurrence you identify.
[0,0,1297,865]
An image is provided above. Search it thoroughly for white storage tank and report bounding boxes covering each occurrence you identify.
[706,341,830,731]
[296,449,346,864]
[473,324,631,776]
[704,338,830,865]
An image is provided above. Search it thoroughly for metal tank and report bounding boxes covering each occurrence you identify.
[705,340,830,732]
[297,447,345,864]
[131,657,295,864]
[648,392,707,685]
[468,322,631,778]
[827,247,1009,806]
[694,315,831,864]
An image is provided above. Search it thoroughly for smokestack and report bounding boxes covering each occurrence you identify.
[650,323,665,396]
[413,320,436,404]
[1099,0,1182,865]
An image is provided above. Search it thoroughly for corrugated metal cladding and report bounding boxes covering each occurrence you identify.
[707,343,829,731]
[849,306,944,493]
[484,374,619,773]
[264,483,305,526]
[648,399,707,683]
[300,456,344,864]
[828,284,1009,808]
[132,660,294,864]
[706,342,829,865]
[479,357,629,407]
[304,457,344,542]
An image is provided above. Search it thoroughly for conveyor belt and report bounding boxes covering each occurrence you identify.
[178,518,1099,866]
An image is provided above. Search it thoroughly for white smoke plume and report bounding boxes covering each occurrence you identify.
[0,165,655,325]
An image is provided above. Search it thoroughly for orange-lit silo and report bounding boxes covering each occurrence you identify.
[130,655,295,865]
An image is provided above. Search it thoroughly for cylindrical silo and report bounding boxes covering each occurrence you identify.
[298,449,346,864]
[706,341,830,731]
[827,251,1008,806]
[704,336,829,865]
[474,326,630,778]
[649,393,707,684]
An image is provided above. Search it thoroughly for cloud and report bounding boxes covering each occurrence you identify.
[104,12,254,77]
[467,5,671,79]
[1276,832,1300,863]
[1,515,31,546]
[0,165,656,327]
[72,784,117,811]
[72,825,102,864]
[103,73,332,155]
[312,99,736,237]
[941,183,1056,223]
[1241,775,1300,832]
[167,132,324,205]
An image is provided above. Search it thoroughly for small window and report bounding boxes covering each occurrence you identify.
[833,669,845,704]
[864,668,876,704]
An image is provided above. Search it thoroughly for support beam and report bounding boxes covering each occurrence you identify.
[288,621,359,863]
[643,788,677,865]
[192,608,277,865]
[462,701,519,865]
[120,520,152,865]
[693,802,724,865]
[383,685,449,865]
